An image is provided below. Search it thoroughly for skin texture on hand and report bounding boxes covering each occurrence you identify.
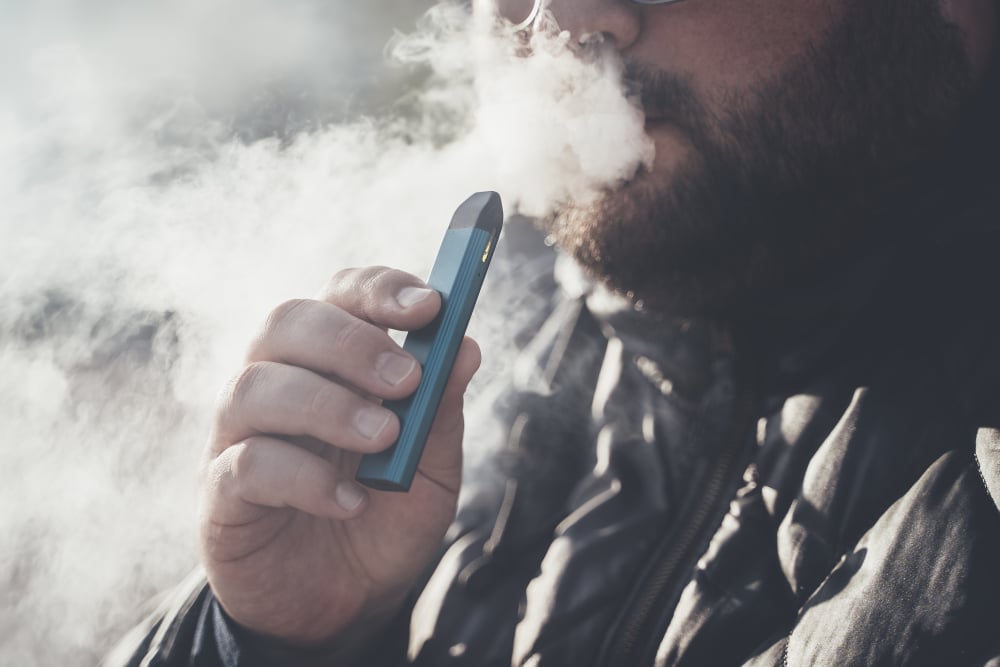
[198,266,481,645]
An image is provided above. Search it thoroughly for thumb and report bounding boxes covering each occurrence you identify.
[445,336,483,402]
[417,336,482,477]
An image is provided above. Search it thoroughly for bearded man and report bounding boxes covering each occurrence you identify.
[107,0,1000,665]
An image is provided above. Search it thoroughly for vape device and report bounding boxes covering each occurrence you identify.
[356,191,503,492]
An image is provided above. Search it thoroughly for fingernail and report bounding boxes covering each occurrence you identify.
[396,286,434,309]
[376,351,416,386]
[354,406,391,439]
[335,482,366,512]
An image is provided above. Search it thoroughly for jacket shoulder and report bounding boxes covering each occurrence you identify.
[102,570,210,667]
[976,427,1000,515]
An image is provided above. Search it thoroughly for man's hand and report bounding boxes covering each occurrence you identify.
[198,266,481,646]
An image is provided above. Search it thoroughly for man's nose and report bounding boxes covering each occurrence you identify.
[497,0,641,51]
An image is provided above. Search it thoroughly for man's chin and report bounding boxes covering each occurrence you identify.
[541,167,749,318]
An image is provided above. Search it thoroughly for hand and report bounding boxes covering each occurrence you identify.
[198,267,481,646]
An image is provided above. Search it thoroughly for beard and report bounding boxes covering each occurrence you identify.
[543,0,975,316]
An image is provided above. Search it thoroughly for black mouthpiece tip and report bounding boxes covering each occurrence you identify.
[448,191,503,234]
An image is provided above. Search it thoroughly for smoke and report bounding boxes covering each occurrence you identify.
[0,0,651,663]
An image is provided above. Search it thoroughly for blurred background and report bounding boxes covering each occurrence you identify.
[0,1,528,664]
[0,0,653,661]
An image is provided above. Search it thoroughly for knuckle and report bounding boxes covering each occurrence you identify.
[263,299,310,339]
[329,267,360,291]
[306,382,341,421]
[227,441,259,497]
[356,265,392,292]
[328,266,387,296]
[201,455,227,494]
[289,456,320,501]
[330,316,369,352]
[228,361,271,410]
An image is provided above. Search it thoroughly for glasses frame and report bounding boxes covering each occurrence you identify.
[512,0,685,32]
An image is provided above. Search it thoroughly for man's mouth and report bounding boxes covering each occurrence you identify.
[622,62,702,137]
[634,95,673,129]
[643,113,671,130]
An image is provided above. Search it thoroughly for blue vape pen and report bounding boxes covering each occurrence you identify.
[356,191,503,492]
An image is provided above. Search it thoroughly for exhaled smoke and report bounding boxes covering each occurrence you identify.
[0,1,652,663]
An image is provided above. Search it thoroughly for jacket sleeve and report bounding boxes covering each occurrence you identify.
[101,570,409,667]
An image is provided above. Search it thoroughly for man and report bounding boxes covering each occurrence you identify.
[107,0,1000,665]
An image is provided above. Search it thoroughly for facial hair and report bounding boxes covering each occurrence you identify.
[543,0,975,316]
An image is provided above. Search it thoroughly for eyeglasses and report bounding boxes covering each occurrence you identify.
[511,0,685,32]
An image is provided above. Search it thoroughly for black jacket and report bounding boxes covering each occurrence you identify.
[105,61,1000,667]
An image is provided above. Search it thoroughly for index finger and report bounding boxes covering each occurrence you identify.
[319,266,442,332]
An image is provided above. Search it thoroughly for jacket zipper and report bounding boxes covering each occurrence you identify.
[597,365,754,667]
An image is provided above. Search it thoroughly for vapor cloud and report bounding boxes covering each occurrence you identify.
[0,1,652,663]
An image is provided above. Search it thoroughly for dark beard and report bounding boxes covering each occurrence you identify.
[543,0,975,316]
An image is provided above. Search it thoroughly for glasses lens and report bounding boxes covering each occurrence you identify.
[496,0,540,27]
